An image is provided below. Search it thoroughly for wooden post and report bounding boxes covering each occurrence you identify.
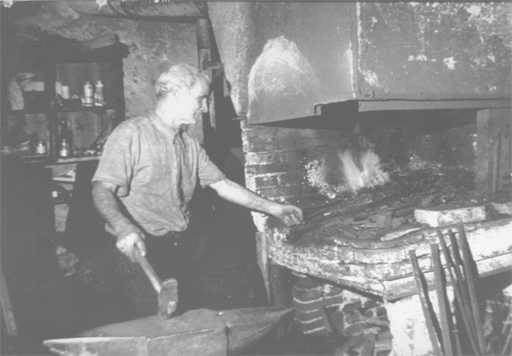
[255,232,270,303]
[0,266,18,336]
[269,262,289,307]
[476,109,493,199]
[194,18,218,144]
[269,262,291,339]
[475,108,511,200]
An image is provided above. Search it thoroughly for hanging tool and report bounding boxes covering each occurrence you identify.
[134,247,178,319]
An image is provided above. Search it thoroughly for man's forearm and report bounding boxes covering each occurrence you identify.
[211,179,280,216]
[92,183,138,237]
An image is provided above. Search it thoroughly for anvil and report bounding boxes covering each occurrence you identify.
[44,306,293,356]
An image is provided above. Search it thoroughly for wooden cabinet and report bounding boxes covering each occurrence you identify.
[1,36,128,164]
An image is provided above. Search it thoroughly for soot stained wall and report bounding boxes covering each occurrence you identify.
[359,110,477,172]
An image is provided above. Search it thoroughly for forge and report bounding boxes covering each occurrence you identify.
[206,4,512,354]
[241,104,511,355]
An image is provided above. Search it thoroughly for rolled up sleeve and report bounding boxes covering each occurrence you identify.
[92,121,140,197]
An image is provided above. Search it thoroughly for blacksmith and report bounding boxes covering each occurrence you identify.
[91,63,303,316]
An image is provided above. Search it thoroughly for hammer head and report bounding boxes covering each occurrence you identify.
[158,278,178,319]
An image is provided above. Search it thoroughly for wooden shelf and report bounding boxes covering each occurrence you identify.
[20,155,53,164]
[54,104,118,113]
[7,109,48,115]
[4,37,126,167]
[1,154,101,165]
[50,156,101,165]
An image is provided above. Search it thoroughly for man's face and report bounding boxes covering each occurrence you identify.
[170,82,210,128]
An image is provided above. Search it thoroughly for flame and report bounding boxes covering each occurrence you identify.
[338,148,389,193]
[306,135,389,198]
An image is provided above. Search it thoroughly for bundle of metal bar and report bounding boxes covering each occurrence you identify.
[409,224,488,356]
[430,243,454,356]
[437,230,478,354]
[437,227,485,355]
[408,249,443,355]
[456,223,486,351]
[501,301,512,356]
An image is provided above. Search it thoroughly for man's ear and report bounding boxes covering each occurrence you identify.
[169,85,182,98]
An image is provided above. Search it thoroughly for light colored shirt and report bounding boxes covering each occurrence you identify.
[92,113,226,236]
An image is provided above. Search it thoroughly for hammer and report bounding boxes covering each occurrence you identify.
[134,247,178,319]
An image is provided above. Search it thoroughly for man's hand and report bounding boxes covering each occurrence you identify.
[272,204,304,227]
[116,230,146,262]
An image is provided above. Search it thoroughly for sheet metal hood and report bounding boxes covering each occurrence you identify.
[209,2,511,126]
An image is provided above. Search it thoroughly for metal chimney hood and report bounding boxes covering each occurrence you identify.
[209,2,511,126]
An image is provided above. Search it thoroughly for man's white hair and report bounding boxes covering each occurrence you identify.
[155,63,211,99]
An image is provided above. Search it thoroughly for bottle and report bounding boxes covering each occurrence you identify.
[55,81,62,98]
[94,80,104,106]
[59,121,72,157]
[59,139,70,157]
[61,85,70,100]
[83,81,94,106]
[35,141,47,155]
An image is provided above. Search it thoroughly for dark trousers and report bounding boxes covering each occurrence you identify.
[112,231,196,318]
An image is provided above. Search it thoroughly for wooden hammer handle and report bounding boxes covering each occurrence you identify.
[134,247,162,293]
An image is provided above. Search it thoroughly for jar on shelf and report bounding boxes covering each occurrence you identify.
[83,81,94,106]
[35,141,47,155]
[59,121,73,157]
[95,80,104,105]
[59,139,70,157]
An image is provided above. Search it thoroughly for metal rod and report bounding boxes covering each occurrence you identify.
[437,231,481,355]
[457,224,486,354]
[431,243,454,356]
[502,324,512,356]
[447,230,480,344]
[453,328,463,356]
[447,230,472,305]
[408,249,443,356]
